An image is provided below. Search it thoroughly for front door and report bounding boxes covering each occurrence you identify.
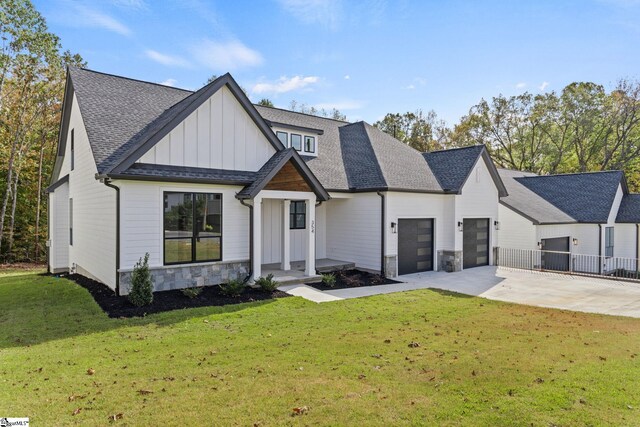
[398,219,434,275]
[463,218,490,269]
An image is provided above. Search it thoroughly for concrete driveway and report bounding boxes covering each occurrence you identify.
[281,266,640,318]
[397,266,640,318]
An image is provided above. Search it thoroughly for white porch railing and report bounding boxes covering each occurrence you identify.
[495,247,640,282]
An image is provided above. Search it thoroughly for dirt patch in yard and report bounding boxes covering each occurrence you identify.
[62,273,290,318]
[307,269,400,291]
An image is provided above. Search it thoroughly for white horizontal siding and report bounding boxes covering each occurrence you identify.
[118,181,249,270]
[139,86,275,171]
[65,93,117,288]
[615,224,638,260]
[48,184,69,271]
[385,192,450,264]
[536,224,600,256]
[455,158,500,257]
[326,194,381,271]
[497,204,537,250]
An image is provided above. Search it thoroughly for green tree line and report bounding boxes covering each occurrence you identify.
[375,80,640,191]
[0,0,83,262]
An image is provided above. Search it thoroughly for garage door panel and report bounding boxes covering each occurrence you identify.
[398,219,434,275]
[463,218,490,269]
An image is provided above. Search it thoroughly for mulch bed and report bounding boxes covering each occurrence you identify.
[307,269,400,291]
[64,273,290,318]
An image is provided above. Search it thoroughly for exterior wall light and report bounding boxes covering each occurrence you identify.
[572,238,578,246]
[457,221,464,232]
[391,221,397,234]
[537,241,542,250]
[494,220,500,230]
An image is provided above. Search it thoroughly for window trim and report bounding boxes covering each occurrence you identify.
[605,226,614,258]
[276,131,288,147]
[70,129,74,171]
[304,135,315,153]
[290,133,302,151]
[163,192,223,265]
[290,200,306,230]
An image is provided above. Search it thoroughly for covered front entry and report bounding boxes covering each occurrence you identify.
[463,218,490,269]
[398,218,434,275]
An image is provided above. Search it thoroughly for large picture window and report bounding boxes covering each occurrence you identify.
[290,200,306,230]
[164,192,222,265]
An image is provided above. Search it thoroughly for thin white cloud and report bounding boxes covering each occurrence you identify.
[405,77,426,90]
[252,76,320,94]
[344,75,350,80]
[111,0,147,9]
[75,4,131,36]
[145,50,191,68]
[277,0,343,30]
[539,81,550,91]
[516,82,527,89]
[314,100,363,110]
[190,39,263,71]
[406,84,416,90]
[160,78,178,87]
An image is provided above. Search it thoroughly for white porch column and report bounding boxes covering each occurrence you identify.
[305,197,316,276]
[281,199,291,271]
[252,195,262,280]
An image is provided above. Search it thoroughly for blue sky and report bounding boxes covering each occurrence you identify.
[34,0,640,124]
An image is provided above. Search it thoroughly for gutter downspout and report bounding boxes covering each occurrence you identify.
[598,224,603,275]
[103,179,121,296]
[239,198,253,283]
[636,224,639,274]
[377,191,386,277]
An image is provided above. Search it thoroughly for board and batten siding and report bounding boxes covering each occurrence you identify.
[65,93,117,287]
[325,194,381,271]
[138,86,275,171]
[118,181,250,270]
[260,199,326,264]
[48,182,69,272]
[497,204,537,250]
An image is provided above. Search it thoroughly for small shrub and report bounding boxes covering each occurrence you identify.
[219,279,246,297]
[321,273,337,288]
[255,274,279,292]
[181,287,202,299]
[128,253,153,307]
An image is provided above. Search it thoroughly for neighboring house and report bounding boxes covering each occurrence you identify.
[498,169,640,272]
[47,67,506,295]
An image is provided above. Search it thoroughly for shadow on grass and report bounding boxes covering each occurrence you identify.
[428,287,478,298]
[0,272,282,349]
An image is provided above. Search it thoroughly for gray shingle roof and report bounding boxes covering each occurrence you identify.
[114,163,256,185]
[255,106,442,192]
[69,67,192,174]
[498,169,576,224]
[423,145,484,192]
[616,194,640,223]
[502,170,624,223]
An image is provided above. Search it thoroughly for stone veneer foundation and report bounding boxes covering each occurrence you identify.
[384,255,398,278]
[119,260,250,295]
[438,250,462,272]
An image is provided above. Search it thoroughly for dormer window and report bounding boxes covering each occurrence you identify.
[291,133,302,151]
[304,136,315,153]
[276,131,288,146]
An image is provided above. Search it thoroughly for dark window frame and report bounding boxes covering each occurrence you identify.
[69,198,73,246]
[605,226,614,258]
[163,192,223,265]
[304,135,315,153]
[70,129,74,171]
[276,131,288,147]
[290,200,306,230]
[290,133,302,151]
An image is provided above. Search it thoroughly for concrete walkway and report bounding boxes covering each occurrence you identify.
[279,266,640,318]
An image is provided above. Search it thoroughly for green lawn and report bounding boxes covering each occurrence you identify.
[1,272,639,426]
